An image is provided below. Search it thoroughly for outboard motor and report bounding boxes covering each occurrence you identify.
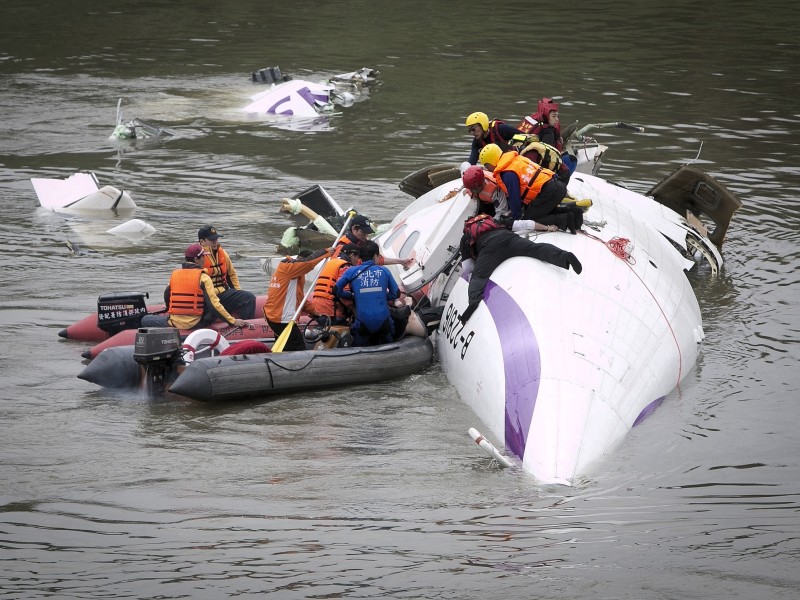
[97,292,149,335]
[133,327,182,396]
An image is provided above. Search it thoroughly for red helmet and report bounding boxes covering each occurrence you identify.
[537,97,559,118]
[462,165,485,190]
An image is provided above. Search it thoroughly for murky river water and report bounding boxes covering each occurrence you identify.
[1,1,799,598]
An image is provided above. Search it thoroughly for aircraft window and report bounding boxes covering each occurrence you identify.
[382,223,407,247]
[400,231,420,258]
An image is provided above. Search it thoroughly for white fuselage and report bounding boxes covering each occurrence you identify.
[378,170,712,485]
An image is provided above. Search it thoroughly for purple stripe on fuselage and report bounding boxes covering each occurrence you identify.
[632,396,665,427]
[482,280,540,460]
[297,86,329,106]
[267,95,293,115]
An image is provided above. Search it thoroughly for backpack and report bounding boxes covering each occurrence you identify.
[463,214,504,258]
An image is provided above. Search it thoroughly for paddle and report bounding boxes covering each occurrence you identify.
[271,207,356,353]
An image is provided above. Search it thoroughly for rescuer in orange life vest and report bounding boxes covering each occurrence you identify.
[334,214,415,269]
[478,144,584,234]
[461,165,559,234]
[197,225,257,320]
[263,247,334,352]
[308,243,361,325]
[140,244,250,330]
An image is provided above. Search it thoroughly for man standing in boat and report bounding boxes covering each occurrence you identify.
[197,225,257,320]
[308,243,360,326]
[263,247,334,352]
[140,244,250,330]
[335,214,415,269]
[333,241,401,347]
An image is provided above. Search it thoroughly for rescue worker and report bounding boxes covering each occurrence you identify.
[517,97,564,150]
[335,214,374,251]
[465,111,523,166]
[334,214,415,269]
[478,144,583,234]
[458,215,583,324]
[515,97,578,181]
[263,247,333,351]
[333,241,401,347]
[308,243,360,325]
[197,225,257,320]
[461,165,559,234]
[140,244,250,330]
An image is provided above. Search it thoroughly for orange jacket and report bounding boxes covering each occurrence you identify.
[168,269,204,315]
[335,235,390,266]
[494,151,555,206]
[263,249,333,323]
[310,257,353,320]
[474,170,500,205]
[165,266,238,329]
[200,245,240,294]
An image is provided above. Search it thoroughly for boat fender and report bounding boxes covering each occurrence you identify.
[182,328,230,363]
[220,340,271,355]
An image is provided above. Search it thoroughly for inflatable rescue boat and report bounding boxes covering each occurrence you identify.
[79,324,435,402]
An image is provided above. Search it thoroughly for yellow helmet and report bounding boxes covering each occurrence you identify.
[465,111,489,132]
[478,143,503,168]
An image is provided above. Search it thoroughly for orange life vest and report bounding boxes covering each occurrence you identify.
[168,269,205,316]
[474,170,500,205]
[312,257,353,319]
[494,151,555,206]
[334,235,357,254]
[201,246,230,292]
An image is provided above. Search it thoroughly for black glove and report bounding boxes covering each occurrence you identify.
[459,300,481,323]
[496,214,515,229]
[566,253,582,274]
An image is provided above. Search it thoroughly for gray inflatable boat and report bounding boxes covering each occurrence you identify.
[168,335,434,402]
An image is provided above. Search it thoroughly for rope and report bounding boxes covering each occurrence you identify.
[605,236,635,265]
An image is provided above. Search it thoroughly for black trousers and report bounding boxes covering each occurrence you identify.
[267,319,307,351]
[522,177,567,221]
[468,228,573,306]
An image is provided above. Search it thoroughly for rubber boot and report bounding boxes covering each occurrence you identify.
[566,212,576,235]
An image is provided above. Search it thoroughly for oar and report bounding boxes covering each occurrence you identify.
[271,207,356,353]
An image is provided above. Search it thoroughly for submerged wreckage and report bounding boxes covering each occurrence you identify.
[374,161,740,485]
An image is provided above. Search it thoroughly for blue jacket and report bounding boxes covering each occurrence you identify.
[333,261,399,331]
[500,170,525,219]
